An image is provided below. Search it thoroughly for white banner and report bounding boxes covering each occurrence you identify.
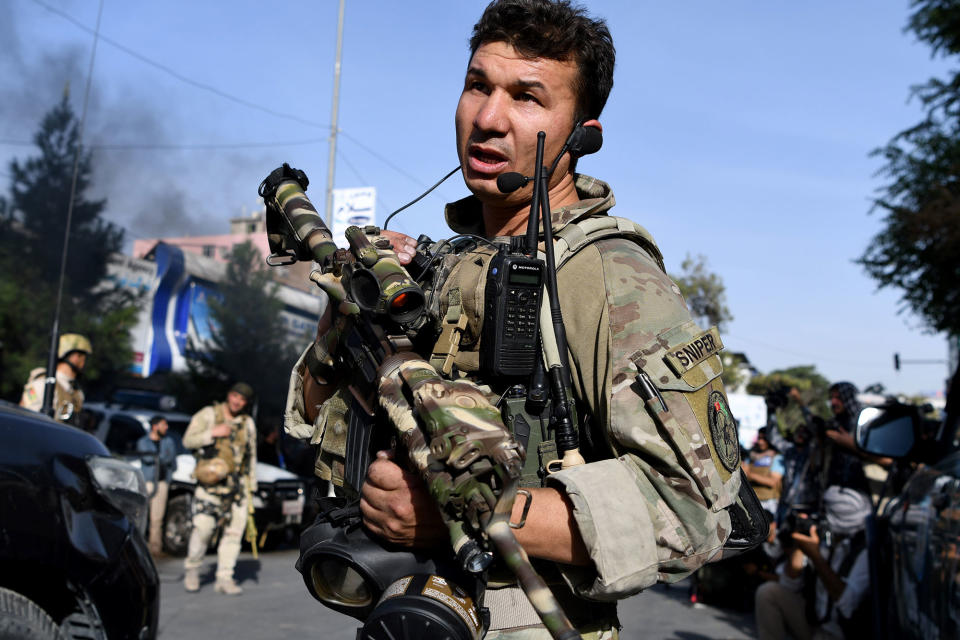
[332,187,376,248]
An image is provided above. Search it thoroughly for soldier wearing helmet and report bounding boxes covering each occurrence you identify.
[20,333,92,425]
[181,382,258,595]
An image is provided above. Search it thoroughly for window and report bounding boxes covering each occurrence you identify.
[105,416,146,455]
[202,245,215,258]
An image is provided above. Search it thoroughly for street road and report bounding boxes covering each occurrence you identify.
[155,550,756,639]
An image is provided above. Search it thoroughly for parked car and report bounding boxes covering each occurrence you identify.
[856,399,959,640]
[81,401,306,555]
[0,401,159,640]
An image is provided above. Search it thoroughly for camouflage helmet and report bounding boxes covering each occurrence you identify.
[229,382,255,401]
[58,333,92,359]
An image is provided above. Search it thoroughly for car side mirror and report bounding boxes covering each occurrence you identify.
[855,404,917,458]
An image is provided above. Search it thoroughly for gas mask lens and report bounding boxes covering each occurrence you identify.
[311,558,374,607]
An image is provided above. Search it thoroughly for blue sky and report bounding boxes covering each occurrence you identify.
[0,0,954,396]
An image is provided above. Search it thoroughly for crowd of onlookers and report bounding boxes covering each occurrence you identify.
[694,381,895,640]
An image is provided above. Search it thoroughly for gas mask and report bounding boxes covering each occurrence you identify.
[297,498,486,640]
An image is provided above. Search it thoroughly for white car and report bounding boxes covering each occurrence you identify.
[82,402,306,555]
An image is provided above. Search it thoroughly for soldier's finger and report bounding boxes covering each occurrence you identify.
[365,458,407,490]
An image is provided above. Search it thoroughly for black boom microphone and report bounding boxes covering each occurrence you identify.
[497,124,603,194]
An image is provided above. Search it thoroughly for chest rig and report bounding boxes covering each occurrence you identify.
[310,214,663,494]
[425,213,665,488]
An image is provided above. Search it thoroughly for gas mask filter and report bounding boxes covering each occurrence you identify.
[297,504,485,640]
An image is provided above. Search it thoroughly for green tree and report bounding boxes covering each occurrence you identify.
[671,254,734,333]
[859,1,960,336]
[5,94,123,296]
[860,0,960,442]
[174,241,307,420]
[0,96,136,401]
[671,254,738,387]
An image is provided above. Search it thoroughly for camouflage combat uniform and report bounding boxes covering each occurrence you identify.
[286,174,741,638]
[19,367,84,424]
[182,403,258,585]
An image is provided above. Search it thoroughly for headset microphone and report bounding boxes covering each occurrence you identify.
[497,124,604,195]
[496,172,529,194]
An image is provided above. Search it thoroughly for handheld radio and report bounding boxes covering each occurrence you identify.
[481,242,545,377]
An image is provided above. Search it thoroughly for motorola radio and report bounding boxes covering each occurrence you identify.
[481,240,545,378]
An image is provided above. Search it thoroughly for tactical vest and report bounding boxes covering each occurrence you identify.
[195,403,250,489]
[427,214,666,487]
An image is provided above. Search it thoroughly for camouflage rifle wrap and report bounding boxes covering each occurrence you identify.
[259,163,338,268]
[376,354,579,640]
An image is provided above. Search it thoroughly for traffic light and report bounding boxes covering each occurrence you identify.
[894,353,900,371]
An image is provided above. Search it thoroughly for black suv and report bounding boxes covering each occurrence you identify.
[0,401,159,640]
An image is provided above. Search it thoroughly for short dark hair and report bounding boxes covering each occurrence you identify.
[149,415,166,428]
[469,0,615,123]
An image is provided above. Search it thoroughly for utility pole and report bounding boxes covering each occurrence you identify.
[42,0,104,417]
[324,0,346,229]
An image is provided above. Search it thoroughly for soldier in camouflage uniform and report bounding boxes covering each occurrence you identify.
[287,1,744,637]
[182,383,258,595]
[20,333,91,425]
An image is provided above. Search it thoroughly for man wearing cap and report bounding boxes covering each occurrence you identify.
[182,383,258,595]
[20,332,91,425]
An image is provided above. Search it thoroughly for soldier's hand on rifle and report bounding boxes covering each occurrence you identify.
[211,423,232,438]
[359,449,447,548]
[380,230,417,265]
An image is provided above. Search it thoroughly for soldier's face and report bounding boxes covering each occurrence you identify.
[455,41,580,206]
[67,352,87,371]
[226,391,248,414]
[829,391,844,416]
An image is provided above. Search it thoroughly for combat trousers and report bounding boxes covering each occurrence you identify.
[184,485,248,582]
[483,586,618,639]
[484,625,616,640]
[755,581,842,640]
[145,480,169,554]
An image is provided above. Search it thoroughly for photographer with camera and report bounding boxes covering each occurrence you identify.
[755,487,873,640]
[764,388,818,526]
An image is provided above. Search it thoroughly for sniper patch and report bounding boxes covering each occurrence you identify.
[663,327,724,376]
[708,390,739,472]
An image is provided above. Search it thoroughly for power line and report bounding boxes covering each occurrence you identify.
[339,130,451,193]
[0,137,326,150]
[29,0,328,130]
[336,148,397,223]
[726,332,882,369]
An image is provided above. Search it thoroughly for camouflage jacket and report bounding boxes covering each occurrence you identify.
[285,174,741,602]
[20,367,84,424]
[441,174,740,600]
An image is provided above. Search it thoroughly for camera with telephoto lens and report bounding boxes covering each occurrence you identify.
[777,505,819,548]
[297,498,486,640]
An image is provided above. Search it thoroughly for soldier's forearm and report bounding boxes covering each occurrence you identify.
[510,487,589,566]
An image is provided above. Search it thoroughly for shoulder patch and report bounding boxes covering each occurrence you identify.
[708,390,740,472]
[663,327,724,376]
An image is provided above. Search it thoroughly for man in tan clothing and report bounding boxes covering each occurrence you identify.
[182,383,257,595]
